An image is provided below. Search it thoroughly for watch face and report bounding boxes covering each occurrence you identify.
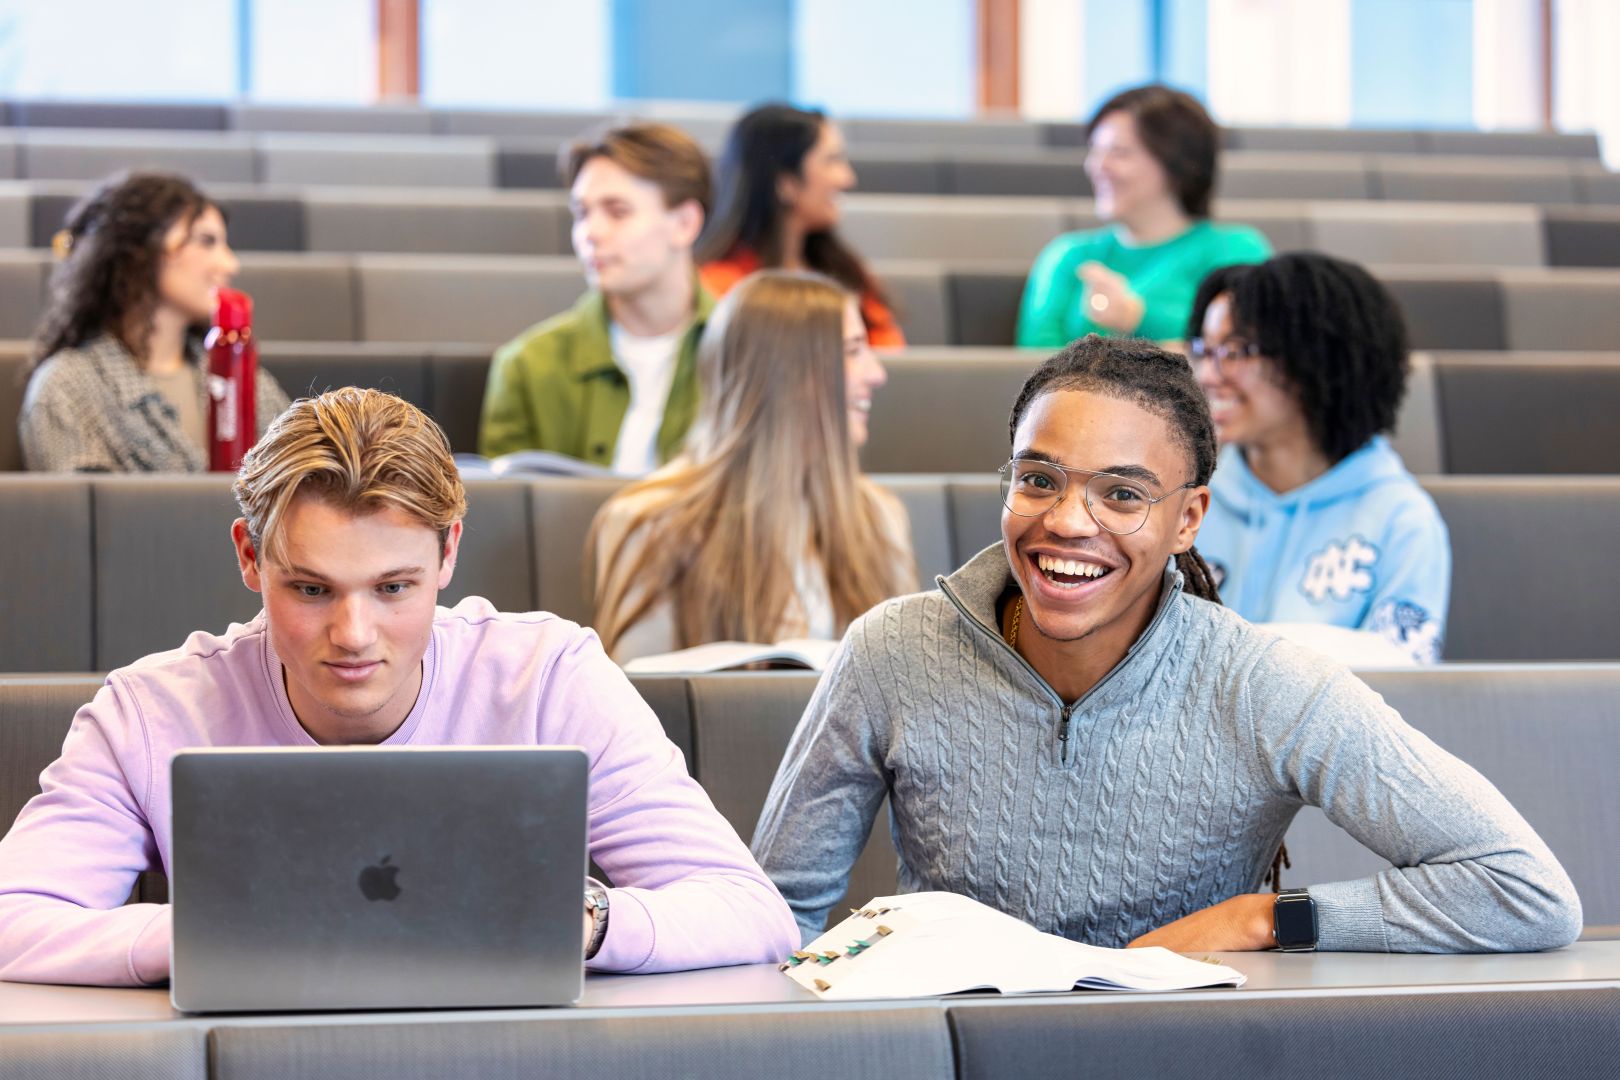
[1275,894,1318,949]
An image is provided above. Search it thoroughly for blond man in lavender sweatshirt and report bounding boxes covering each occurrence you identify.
[0,387,798,988]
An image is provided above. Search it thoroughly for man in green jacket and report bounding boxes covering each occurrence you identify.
[479,123,715,470]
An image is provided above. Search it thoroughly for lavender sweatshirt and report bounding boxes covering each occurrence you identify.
[0,597,799,987]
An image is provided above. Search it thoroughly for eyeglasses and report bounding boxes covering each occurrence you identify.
[998,459,1195,536]
[1188,337,1263,378]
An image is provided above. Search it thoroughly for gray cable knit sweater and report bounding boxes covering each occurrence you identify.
[752,544,1581,952]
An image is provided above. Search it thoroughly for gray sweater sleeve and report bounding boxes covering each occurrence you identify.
[1247,639,1582,952]
[750,612,895,945]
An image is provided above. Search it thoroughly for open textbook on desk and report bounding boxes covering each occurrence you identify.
[781,893,1246,999]
[623,638,840,673]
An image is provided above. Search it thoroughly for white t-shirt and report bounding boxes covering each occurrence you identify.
[609,324,684,476]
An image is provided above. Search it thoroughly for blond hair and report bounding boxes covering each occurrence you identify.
[590,271,916,653]
[234,388,466,562]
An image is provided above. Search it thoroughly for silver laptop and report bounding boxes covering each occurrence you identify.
[170,746,588,1013]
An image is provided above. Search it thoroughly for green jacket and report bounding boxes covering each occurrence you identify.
[478,287,715,465]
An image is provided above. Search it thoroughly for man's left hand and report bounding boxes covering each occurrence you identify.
[1125,893,1275,952]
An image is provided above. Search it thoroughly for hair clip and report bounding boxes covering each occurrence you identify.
[51,230,74,259]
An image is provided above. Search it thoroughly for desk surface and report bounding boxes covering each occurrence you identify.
[3,940,1618,1031]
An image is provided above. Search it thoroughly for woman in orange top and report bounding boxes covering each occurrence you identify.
[698,104,904,347]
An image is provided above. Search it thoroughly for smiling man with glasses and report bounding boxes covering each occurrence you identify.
[753,335,1578,958]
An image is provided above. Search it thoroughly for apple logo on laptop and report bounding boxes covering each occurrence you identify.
[358,855,402,902]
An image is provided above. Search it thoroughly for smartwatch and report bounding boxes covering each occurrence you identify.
[584,878,610,960]
[1273,888,1318,952]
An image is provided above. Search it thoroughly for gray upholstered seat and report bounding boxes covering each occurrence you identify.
[256,133,497,189]
[840,194,1066,262]
[355,253,584,344]
[0,248,48,340]
[12,100,226,131]
[1226,125,1424,154]
[1431,354,1620,473]
[1285,665,1620,927]
[945,149,1090,198]
[0,477,94,670]
[869,260,952,346]
[19,130,256,184]
[1373,155,1580,204]
[1424,129,1601,159]
[25,182,307,252]
[0,348,28,472]
[230,103,434,136]
[1218,152,1373,200]
[1375,269,1507,350]
[1313,203,1545,268]
[861,350,1038,474]
[844,117,1041,148]
[232,253,359,341]
[304,188,569,256]
[1500,268,1620,350]
[843,147,948,195]
[1542,206,1620,267]
[0,185,27,248]
[1427,476,1620,661]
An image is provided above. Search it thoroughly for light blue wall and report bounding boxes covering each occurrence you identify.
[794,0,974,118]
[1080,0,1209,121]
[612,0,792,103]
[1350,0,1474,128]
[1081,0,1154,119]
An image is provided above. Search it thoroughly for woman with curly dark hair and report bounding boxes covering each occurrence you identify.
[1187,252,1450,664]
[20,171,288,471]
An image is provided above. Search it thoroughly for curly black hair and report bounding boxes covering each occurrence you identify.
[31,170,221,370]
[1186,252,1410,464]
[1007,335,1222,603]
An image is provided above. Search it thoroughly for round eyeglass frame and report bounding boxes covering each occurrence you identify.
[1188,337,1264,379]
[997,459,1196,536]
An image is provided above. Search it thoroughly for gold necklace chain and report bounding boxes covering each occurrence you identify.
[1006,595,1023,649]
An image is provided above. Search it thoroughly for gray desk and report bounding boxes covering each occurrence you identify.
[3,941,1617,1029]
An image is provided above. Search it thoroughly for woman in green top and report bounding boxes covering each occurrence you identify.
[1016,85,1272,348]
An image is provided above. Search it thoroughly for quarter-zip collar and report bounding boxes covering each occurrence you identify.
[936,542,1190,723]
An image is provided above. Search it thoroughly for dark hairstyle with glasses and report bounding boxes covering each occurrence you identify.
[1007,335,1222,603]
[1186,252,1410,464]
[1087,84,1220,219]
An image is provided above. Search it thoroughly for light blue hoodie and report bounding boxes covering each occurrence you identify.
[1197,437,1451,663]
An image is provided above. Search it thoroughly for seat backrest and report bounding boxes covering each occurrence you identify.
[1391,351,1444,475]
[0,673,105,832]
[1426,476,1620,660]
[0,477,95,670]
[20,130,255,184]
[304,189,568,256]
[91,476,260,670]
[0,350,30,472]
[1311,203,1544,268]
[356,254,583,345]
[871,260,951,346]
[256,133,496,188]
[529,476,629,626]
[1542,207,1620,268]
[1432,355,1620,474]
[1373,156,1579,205]
[1283,664,1620,926]
[944,263,1027,347]
[685,672,900,924]
[0,249,48,340]
[424,349,498,455]
[1377,270,1506,350]
[233,253,359,342]
[1500,268,1620,351]
[862,351,1035,475]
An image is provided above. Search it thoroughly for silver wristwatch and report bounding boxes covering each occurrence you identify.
[584,878,610,960]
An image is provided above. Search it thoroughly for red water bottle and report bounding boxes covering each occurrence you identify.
[206,287,258,472]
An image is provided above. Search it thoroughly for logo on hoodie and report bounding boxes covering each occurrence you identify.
[1299,536,1380,604]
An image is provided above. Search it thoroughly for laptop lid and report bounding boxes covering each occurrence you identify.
[170,746,588,1013]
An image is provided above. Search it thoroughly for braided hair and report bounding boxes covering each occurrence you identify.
[1007,335,1222,604]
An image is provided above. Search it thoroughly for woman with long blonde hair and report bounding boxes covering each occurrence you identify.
[589,270,917,662]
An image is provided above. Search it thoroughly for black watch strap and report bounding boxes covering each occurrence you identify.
[1273,888,1318,952]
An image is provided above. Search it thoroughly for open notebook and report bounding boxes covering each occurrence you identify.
[623,639,840,674]
[781,892,1246,999]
